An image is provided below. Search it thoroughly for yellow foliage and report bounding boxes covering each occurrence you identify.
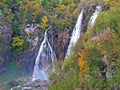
[40,16,48,30]
[33,4,40,15]
[12,36,24,47]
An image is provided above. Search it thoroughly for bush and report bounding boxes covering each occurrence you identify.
[12,36,29,55]
[49,54,79,90]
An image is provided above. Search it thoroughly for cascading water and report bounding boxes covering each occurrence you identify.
[88,6,101,27]
[32,31,56,82]
[65,9,83,58]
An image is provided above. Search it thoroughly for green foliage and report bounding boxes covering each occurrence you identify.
[35,15,41,23]
[48,2,78,31]
[50,3,120,89]
[49,55,79,90]
[112,59,120,85]
[73,4,120,89]
[1,0,120,89]
[34,0,42,4]
[93,6,120,35]
[62,0,70,5]
[41,0,55,11]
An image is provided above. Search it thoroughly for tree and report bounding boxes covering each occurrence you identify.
[40,16,48,30]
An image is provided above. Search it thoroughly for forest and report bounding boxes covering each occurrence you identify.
[0,0,120,90]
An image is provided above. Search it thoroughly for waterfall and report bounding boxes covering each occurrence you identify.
[32,31,56,82]
[65,9,83,58]
[88,6,102,27]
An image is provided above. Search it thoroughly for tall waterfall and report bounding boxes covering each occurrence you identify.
[32,31,56,81]
[88,6,101,27]
[65,9,83,58]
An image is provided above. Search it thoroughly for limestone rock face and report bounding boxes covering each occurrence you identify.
[50,31,70,60]
[16,24,44,74]
[17,25,70,74]
[0,24,12,74]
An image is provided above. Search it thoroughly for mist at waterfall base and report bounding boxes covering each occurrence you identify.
[32,31,56,82]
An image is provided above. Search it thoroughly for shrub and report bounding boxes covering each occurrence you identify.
[40,16,48,30]
[12,36,29,55]
[12,36,24,47]
[49,54,79,90]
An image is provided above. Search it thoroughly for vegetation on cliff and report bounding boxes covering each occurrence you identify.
[0,0,81,56]
[0,0,120,90]
[49,0,120,90]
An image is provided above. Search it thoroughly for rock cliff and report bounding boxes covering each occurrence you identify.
[0,20,12,74]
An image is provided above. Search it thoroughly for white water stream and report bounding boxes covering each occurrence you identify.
[33,31,56,81]
[88,6,101,27]
[65,9,83,58]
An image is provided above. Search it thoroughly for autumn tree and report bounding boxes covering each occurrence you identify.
[22,0,41,24]
[78,52,88,78]
[40,16,48,30]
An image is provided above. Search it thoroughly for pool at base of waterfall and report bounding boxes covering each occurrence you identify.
[0,61,30,90]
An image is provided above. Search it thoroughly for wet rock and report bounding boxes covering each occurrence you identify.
[50,31,70,60]
[8,81,19,88]
[24,80,49,90]
[16,24,44,74]
[18,47,38,74]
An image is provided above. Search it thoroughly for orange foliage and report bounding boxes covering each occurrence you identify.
[22,1,33,11]
[78,51,88,78]
[22,0,41,15]
[33,4,40,15]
